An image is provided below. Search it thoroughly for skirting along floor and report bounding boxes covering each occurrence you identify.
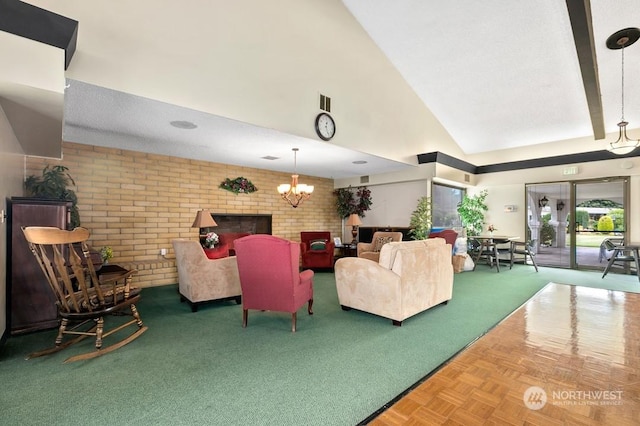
[368,283,640,425]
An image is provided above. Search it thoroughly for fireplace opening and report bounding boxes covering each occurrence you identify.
[211,213,272,235]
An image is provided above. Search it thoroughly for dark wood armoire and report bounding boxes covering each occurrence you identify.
[7,197,71,335]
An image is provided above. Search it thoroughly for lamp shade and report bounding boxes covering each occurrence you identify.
[345,214,362,226]
[192,209,218,228]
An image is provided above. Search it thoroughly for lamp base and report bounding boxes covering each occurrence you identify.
[351,227,358,245]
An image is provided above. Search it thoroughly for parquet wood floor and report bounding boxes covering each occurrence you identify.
[369,283,640,425]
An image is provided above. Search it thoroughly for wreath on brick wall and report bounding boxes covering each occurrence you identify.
[219,176,258,194]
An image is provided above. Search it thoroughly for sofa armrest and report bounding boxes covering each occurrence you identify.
[334,257,401,314]
[357,241,374,256]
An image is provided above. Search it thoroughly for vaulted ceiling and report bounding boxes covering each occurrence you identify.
[2,0,640,179]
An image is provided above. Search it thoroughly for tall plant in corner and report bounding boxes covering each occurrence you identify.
[456,189,488,237]
[25,165,81,228]
[409,196,432,240]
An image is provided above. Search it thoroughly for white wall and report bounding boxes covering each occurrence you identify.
[0,106,27,341]
[34,0,465,166]
[360,180,429,228]
[337,154,640,245]
[472,157,640,242]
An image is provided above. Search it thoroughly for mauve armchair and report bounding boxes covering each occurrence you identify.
[234,234,314,332]
[300,231,335,270]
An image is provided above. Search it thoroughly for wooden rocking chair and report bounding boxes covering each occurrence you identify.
[21,226,147,363]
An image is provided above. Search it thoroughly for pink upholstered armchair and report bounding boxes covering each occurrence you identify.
[300,231,335,270]
[234,235,314,332]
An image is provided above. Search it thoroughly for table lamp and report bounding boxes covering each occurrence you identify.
[346,213,362,245]
[192,209,218,245]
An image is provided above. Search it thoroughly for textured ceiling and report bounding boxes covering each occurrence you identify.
[63,80,412,179]
[343,0,640,153]
[5,0,640,181]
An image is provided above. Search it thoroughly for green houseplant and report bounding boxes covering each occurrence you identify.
[409,196,432,240]
[333,186,372,218]
[25,165,81,228]
[456,189,488,237]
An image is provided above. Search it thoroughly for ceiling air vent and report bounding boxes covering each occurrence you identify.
[320,94,331,112]
[360,176,369,184]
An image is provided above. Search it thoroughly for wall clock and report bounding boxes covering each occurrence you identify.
[315,112,336,141]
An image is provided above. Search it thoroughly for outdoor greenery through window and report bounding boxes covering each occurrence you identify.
[432,183,463,229]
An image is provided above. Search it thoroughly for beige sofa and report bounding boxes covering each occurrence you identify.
[335,239,454,325]
[172,239,242,312]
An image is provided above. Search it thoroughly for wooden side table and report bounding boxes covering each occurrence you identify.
[335,244,357,259]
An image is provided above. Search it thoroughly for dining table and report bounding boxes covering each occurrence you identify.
[469,235,519,272]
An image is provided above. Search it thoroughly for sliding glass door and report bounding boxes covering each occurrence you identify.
[526,182,571,268]
[525,177,628,270]
[574,179,628,270]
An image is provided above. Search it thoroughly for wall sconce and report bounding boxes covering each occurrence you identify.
[538,196,549,208]
[345,213,362,245]
[556,200,565,211]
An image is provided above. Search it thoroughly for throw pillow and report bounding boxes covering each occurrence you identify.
[373,236,394,252]
[310,239,327,250]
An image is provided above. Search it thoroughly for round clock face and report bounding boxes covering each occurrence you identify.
[315,113,336,141]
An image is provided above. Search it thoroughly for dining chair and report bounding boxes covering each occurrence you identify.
[509,240,538,272]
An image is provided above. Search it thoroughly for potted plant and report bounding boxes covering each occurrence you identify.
[457,190,488,237]
[409,196,432,240]
[100,246,113,264]
[333,186,372,218]
[25,165,81,228]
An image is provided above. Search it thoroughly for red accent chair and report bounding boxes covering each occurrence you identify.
[428,229,458,251]
[300,231,335,270]
[234,235,314,332]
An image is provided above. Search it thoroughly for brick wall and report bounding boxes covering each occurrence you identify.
[26,142,341,287]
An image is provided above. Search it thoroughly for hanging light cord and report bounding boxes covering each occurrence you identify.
[620,44,625,123]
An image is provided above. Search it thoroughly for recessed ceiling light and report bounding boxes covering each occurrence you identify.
[262,156,279,161]
[170,120,197,129]
[352,160,368,165]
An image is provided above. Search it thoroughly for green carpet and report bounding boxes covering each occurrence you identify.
[0,265,637,425]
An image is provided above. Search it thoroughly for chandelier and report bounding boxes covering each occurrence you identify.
[606,28,640,155]
[277,148,314,208]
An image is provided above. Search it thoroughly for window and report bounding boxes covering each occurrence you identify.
[432,183,463,229]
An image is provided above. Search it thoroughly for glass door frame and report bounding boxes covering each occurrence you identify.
[525,176,629,270]
[571,177,629,271]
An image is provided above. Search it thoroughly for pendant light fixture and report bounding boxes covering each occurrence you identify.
[277,148,314,208]
[606,28,640,155]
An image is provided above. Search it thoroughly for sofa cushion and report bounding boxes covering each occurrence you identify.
[310,239,327,250]
[373,236,394,252]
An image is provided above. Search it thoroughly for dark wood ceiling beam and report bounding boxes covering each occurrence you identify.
[565,0,605,140]
[0,0,78,70]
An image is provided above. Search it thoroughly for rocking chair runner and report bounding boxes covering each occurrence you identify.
[21,226,147,363]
